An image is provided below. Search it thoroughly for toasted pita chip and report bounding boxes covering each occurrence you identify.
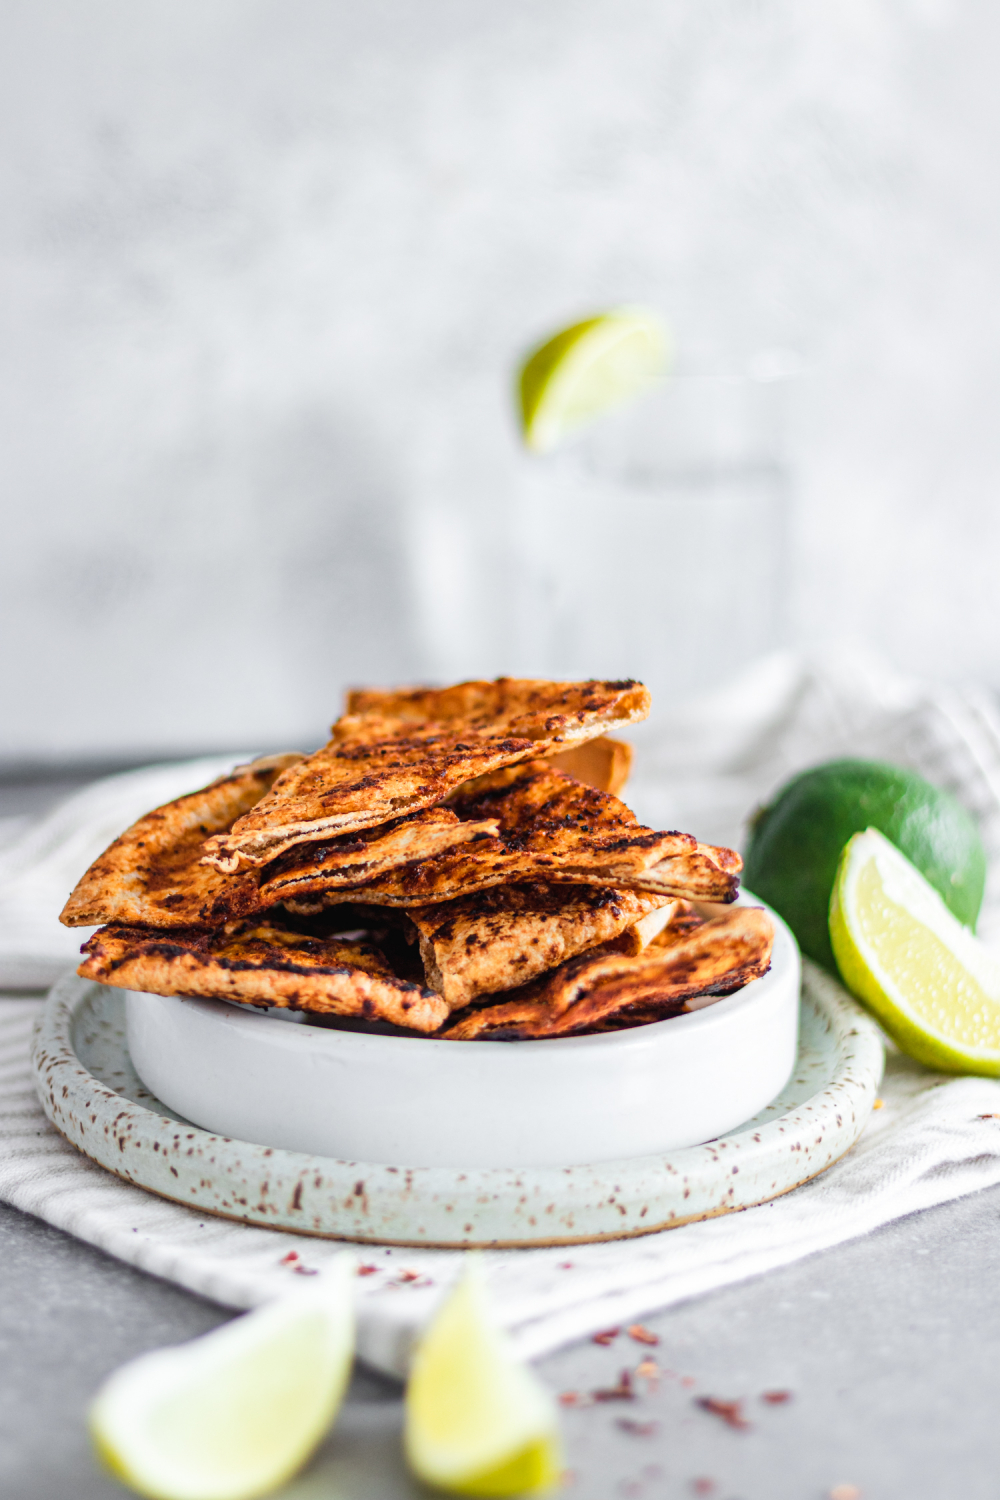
[210,807,500,921]
[408,882,676,1009]
[441,905,774,1039]
[546,735,633,795]
[59,753,305,931]
[201,678,650,871]
[270,763,740,910]
[78,919,448,1032]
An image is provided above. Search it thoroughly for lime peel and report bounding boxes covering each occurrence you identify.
[518,308,667,453]
[830,827,1000,1076]
[405,1258,562,1495]
[88,1257,355,1500]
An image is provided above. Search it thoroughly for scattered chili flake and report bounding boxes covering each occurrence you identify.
[357,1264,379,1276]
[762,1389,793,1404]
[695,1396,751,1431]
[977,1113,1000,1120]
[559,1391,592,1408]
[829,1487,861,1500]
[279,1251,299,1264]
[627,1323,660,1346]
[636,1358,659,1382]
[593,1369,635,1402]
[293,1264,319,1276]
[691,1481,716,1497]
[396,1269,422,1282]
[617,1418,659,1437]
[592,1327,620,1346]
[559,1261,574,1270]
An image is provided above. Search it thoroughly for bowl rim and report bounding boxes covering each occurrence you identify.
[148,894,797,1061]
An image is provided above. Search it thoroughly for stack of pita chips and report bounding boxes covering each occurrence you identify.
[62,678,773,1039]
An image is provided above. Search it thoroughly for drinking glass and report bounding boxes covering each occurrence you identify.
[503,356,799,720]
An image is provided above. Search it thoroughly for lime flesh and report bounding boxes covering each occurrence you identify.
[830,827,1000,1075]
[405,1260,562,1496]
[89,1260,354,1500]
[743,758,986,974]
[517,308,667,453]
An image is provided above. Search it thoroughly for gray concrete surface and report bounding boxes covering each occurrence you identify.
[3,1182,1000,1500]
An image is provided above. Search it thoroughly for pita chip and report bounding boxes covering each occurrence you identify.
[442,904,774,1039]
[78,919,448,1033]
[409,882,676,1009]
[60,753,304,931]
[201,678,651,871]
[270,762,740,910]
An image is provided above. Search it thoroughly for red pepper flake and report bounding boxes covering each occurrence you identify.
[762,1389,793,1404]
[636,1358,659,1382]
[593,1369,635,1402]
[559,1261,574,1270]
[293,1264,319,1276]
[626,1323,660,1346]
[617,1418,659,1437]
[828,1487,861,1500]
[691,1481,716,1496]
[695,1396,751,1430]
[397,1269,422,1282]
[592,1327,620,1346]
[558,1391,592,1408]
[977,1113,1000,1120]
[357,1264,379,1276]
[279,1251,299,1264]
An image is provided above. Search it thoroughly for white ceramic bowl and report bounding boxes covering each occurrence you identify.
[126,898,798,1170]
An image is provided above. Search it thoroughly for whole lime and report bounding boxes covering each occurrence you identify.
[742,758,986,974]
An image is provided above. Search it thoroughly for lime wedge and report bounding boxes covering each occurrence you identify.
[405,1259,562,1495]
[89,1258,354,1500]
[830,827,1000,1074]
[517,308,668,453]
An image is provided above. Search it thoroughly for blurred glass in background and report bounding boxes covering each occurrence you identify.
[502,356,799,716]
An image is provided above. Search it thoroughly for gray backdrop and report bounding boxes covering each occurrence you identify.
[3,0,998,760]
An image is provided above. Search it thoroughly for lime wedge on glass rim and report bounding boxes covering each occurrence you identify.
[89,1258,354,1500]
[517,307,668,453]
[830,827,1000,1075]
[405,1258,562,1496]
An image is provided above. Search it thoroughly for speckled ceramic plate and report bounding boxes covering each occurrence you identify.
[31,965,883,1247]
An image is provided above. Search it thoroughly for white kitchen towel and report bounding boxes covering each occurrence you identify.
[3,647,1000,1376]
[4,992,1000,1379]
